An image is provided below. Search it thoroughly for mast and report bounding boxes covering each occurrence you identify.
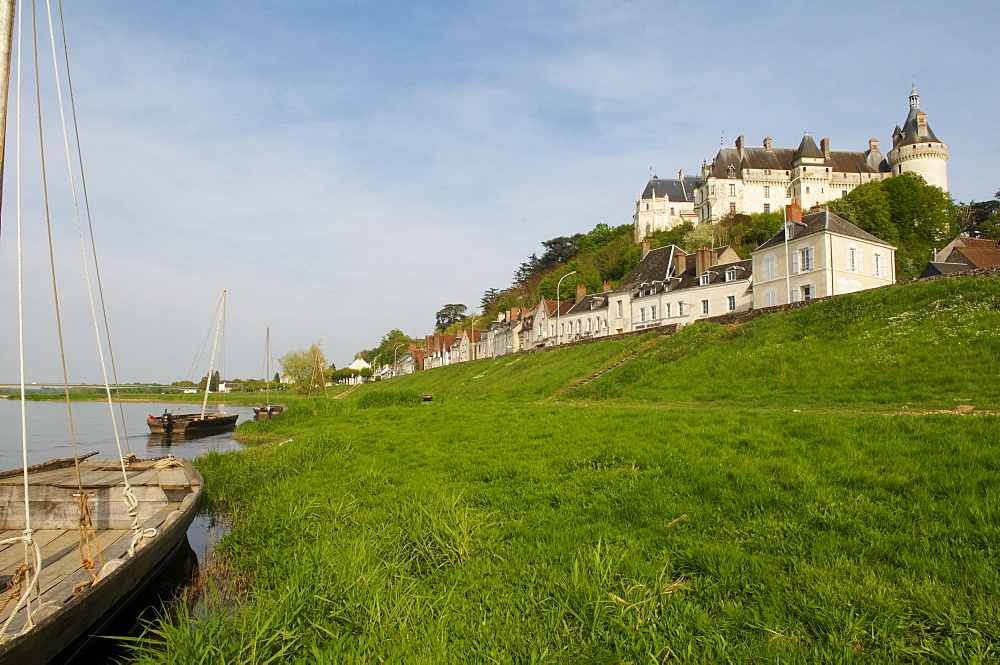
[0,0,16,221]
[264,327,271,408]
[201,290,226,418]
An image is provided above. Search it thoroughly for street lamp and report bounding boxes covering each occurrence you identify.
[466,310,477,363]
[556,270,577,346]
[392,342,405,377]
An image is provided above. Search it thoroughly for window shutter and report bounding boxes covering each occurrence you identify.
[871,253,878,276]
[857,249,864,274]
[792,251,799,274]
[846,247,852,271]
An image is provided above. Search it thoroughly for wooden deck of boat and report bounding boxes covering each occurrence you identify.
[0,500,183,625]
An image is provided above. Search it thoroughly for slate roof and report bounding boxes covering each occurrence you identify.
[893,87,942,148]
[566,292,611,315]
[753,209,895,253]
[668,259,752,292]
[919,262,969,278]
[707,139,888,177]
[641,176,702,202]
[616,245,686,291]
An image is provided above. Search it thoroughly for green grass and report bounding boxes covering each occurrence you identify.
[126,276,1000,663]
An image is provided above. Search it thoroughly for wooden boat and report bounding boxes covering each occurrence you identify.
[146,292,238,435]
[0,1,205,658]
[0,453,203,662]
[253,404,284,419]
[146,411,240,434]
[253,328,284,420]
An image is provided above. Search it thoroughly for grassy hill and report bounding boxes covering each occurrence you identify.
[131,275,1000,663]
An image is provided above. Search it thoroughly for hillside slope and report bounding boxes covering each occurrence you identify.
[356,274,1000,411]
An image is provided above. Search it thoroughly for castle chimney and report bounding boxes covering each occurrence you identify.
[575,284,586,304]
[736,134,746,158]
[869,138,879,151]
[820,138,831,158]
[786,199,802,223]
[602,280,611,292]
[917,111,928,134]
[641,239,650,259]
[763,136,773,151]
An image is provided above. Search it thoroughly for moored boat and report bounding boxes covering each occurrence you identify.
[146,411,240,435]
[253,404,284,419]
[0,454,203,662]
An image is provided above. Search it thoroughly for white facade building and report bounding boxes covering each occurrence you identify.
[633,171,701,240]
[751,204,896,308]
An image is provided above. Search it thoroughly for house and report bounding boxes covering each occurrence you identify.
[423,333,456,369]
[616,243,751,329]
[394,344,423,376]
[526,299,574,347]
[558,284,612,344]
[751,202,896,308]
[450,328,486,364]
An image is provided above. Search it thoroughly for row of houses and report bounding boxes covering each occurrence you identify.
[385,201,919,376]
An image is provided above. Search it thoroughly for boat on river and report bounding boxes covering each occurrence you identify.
[253,328,284,420]
[146,292,239,436]
[0,1,205,659]
[146,409,240,435]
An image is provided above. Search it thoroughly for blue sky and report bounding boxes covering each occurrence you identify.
[1,1,997,382]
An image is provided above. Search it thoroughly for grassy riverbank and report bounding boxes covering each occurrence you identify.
[130,276,999,662]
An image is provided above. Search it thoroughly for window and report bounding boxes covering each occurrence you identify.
[650,305,657,319]
[560,323,565,336]
[576,320,581,334]
[800,247,814,271]
[802,284,815,300]
[764,185,770,198]
[677,301,685,316]
[763,203,770,213]
[729,184,736,196]
[639,308,646,323]
[699,272,710,286]
[873,252,884,277]
[616,301,623,317]
[701,300,710,315]
[727,166,735,177]
[664,303,671,318]
[585,318,591,332]
[548,324,553,337]
[846,247,862,272]
[842,190,848,197]
[805,186,811,194]
[730,202,736,214]
[765,291,777,307]
[765,169,771,176]
[670,207,675,215]
[724,267,738,282]
[727,295,737,311]
[763,256,776,281]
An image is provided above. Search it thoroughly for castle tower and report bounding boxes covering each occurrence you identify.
[888,86,948,191]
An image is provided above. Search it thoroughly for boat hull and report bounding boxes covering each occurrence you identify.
[146,412,239,435]
[0,456,203,663]
[253,405,284,419]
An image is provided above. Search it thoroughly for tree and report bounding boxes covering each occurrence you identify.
[681,223,717,252]
[435,304,467,330]
[273,372,281,385]
[196,370,220,392]
[278,343,329,396]
[480,287,503,312]
[956,199,1000,239]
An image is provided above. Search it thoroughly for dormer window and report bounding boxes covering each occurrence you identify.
[699,272,710,286]
[724,267,738,282]
[727,165,735,177]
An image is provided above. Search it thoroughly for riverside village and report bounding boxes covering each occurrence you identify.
[340,88,997,381]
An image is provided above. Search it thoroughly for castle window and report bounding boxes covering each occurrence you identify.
[730,203,736,214]
[764,186,770,198]
[729,184,736,196]
[763,204,770,213]
[670,207,675,215]
[765,169,772,176]
[727,166,735,177]
[805,187,810,194]
[842,190,848,197]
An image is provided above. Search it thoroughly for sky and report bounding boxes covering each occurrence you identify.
[0,0,997,383]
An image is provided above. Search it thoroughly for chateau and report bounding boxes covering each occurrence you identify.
[634,88,948,240]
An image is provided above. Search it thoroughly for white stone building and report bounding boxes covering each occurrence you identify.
[633,171,701,240]
[751,203,896,308]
